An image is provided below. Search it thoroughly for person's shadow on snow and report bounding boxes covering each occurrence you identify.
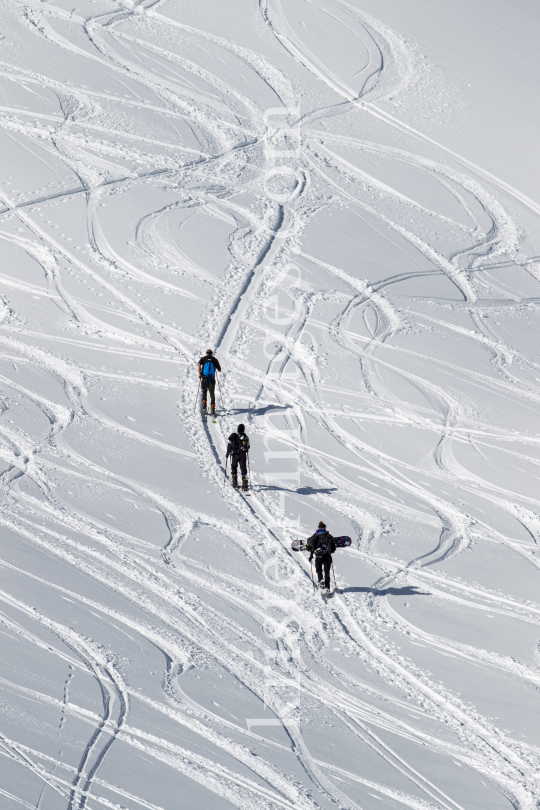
[295,486,338,495]
[342,586,430,596]
[231,405,289,416]
[257,485,338,494]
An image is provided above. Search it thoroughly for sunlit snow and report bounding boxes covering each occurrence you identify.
[1,1,540,809]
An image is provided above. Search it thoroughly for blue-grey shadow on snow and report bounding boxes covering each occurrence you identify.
[342,586,430,596]
[257,484,338,494]
[230,405,289,416]
[295,485,338,495]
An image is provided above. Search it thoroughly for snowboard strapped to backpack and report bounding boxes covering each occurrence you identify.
[291,536,351,552]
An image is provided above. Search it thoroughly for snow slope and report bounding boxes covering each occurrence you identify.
[1,1,540,809]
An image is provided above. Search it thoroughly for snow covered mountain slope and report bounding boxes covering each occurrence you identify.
[1,1,540,808]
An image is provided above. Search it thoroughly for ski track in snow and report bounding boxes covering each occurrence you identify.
[0,1,540,809]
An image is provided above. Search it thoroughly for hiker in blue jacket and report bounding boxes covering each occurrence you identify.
[198,349,221,416]
[306,521,336,591]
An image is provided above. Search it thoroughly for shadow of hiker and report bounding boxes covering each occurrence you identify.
[295,486,339,495]
[256,485,338,494]
[341,586,430,596]
[229,405,289,417]
[257,485,294,493]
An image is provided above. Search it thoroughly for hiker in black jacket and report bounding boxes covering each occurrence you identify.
[226,424,250,491]
[198,349,221,415]
[306,521,336,591]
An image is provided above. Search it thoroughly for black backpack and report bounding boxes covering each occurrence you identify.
[314,530,330,558]
[229,432,248,454]
[238,433,248,453]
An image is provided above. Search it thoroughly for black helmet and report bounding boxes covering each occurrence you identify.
[237,423,245,434]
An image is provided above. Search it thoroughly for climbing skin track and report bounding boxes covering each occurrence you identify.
[0,1,540,810]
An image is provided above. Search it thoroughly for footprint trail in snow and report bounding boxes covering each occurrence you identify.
[1,1,540,809]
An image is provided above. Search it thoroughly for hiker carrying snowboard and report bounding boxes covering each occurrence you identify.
[198,349,221,416]
[226,424,250,491]
[306,521,336,591]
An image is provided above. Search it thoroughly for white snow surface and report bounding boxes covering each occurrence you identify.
[1,1,540,809]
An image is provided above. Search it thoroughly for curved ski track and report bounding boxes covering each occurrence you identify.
[0,1,540,809]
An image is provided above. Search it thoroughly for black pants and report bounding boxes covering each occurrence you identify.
[201,379,216,408]
[230,452,247,478]
[315,554,332,589]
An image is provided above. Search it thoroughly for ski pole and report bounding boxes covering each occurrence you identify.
[193,378,201,413]
[310,560,316,589]
[217,373,225,410]
[247,453,251,483]
[224,455,228,482]
[331,559,337,592]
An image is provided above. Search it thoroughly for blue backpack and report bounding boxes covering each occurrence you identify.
[202,358,215,384]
